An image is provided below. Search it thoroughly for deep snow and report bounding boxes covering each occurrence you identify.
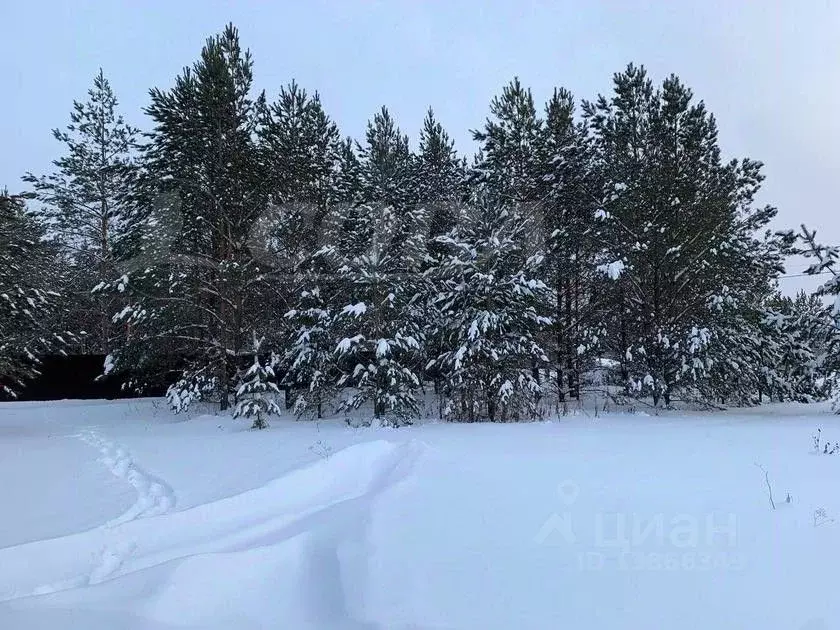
[0,399,839,629]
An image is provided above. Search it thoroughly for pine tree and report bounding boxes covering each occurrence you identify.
[259,81,340,206]
[8,25,812,415]
[358,107,415,209]
[282,282,337,419]
[473,79,604,408]
[0,191,71,396]
[24,70,139,353]
[252,81,344,367]
[429,195,551,422]
[699,288,774,406]
[111,24,268,411]
[795,227,840,410]
[415,108,463,237]
[333,137,364,206]
[795,291,840,399]
[797,225,840,317]
[768,291,838,402]
[413,109,465,396]
[699,192,790,406]
[257,81,341,267]
[472,77,543,205]
[584,65,784,406]
[535,87,601,402]
[321,203,428,426]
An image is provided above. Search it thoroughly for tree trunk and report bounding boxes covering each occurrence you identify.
[556,270,566,403]
[570,255,581,399]
[219,359,230,411]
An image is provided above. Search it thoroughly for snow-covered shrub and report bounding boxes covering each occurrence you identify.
[166,372,219,414]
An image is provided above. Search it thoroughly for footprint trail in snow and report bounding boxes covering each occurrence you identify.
[0,430,177,600]
[78,429,176,526]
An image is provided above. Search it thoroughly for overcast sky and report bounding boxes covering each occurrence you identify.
[2,0,838,293]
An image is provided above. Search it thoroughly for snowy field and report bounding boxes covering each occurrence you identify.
[1,400,839,629]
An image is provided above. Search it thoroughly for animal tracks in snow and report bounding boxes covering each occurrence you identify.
[0,430,177,601]
[77,429,176,526]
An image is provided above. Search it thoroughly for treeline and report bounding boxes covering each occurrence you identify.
[3,24,839,425]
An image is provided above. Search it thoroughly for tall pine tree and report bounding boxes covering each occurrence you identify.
[24,70,139,353]
[111,24,268,411]
[584,65,783,406]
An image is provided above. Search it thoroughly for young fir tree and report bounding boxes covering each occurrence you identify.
[24,70,139,353]
[233,335,282,429]
[111,24,269,412]
[0,191,71,396]
[282,281,338,419]
[429,194,552,422]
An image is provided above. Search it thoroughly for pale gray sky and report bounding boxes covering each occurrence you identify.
[3,1,838,293]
